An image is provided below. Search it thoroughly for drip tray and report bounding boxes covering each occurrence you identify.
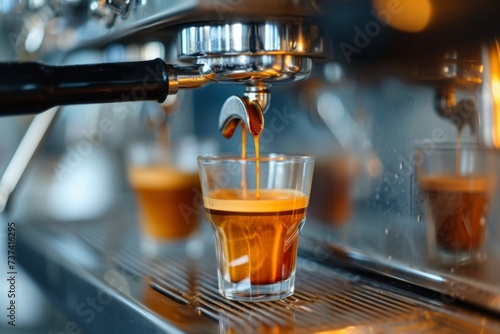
[17,218,500,333]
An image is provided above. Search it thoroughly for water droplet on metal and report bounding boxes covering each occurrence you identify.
[417,214,422,222]
[399,161,404,170]
[384,228,388,235]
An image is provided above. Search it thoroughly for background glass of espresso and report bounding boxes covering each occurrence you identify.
[415,144,498,265]
[310,154,360,225]
[198,154,315,302]
[127,140,203,258]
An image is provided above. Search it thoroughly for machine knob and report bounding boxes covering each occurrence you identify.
[106,0,131,17]
[90,0,116,27]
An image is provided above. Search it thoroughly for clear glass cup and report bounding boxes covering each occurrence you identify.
[310,153,361,225]
[415,144,497,265]
[126,138,205,257]
[198,154,315,302]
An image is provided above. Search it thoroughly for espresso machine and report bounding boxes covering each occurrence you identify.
[2,0,500,333]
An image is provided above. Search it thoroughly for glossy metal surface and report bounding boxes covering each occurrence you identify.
[16,215,500,333]
[178,22,321,85]
[434,88,478,134]
[106,0,131,17]
[414,41,500,149]
[219,95,264,138]
[178,22,325,59]
[194,55,312,84]
[3,0,326,57]
[167,65,215,92]
[3,0,500,332]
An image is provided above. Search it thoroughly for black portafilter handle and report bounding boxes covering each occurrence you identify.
[0,58,170,116]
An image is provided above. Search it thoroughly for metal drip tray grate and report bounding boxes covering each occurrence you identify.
[17,219,500,333]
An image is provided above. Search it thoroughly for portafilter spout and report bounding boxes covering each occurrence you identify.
[219,85,269,139]
[435,87,478,134]
[179,21,325,138]
[414,47,482,138]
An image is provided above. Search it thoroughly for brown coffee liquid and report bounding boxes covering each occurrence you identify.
[240,124,261,199]
[128,166,201,239]
[310,156,360,224]
[254,135,261,199]
[419,174,492,251]
[240,123,248,195]
[204,189,309,284]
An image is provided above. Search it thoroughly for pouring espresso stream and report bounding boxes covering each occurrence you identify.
[219,92,266,199]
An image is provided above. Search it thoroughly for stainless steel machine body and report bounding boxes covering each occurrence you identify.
[2,0,500,333]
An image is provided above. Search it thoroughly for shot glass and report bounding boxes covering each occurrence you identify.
[126,139,203,257]
[415,144,497,264]
[198,154,315,301]
[310,154,360,225]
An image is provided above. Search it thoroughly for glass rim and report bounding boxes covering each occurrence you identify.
[198,153,315,163]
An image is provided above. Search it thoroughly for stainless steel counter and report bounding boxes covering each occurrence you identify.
[15,203,500,333]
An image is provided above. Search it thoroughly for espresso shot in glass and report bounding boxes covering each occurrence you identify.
[416,144,497,265]
[310,154,360,225]
[198,154,314,302]
[127,140,203,257]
